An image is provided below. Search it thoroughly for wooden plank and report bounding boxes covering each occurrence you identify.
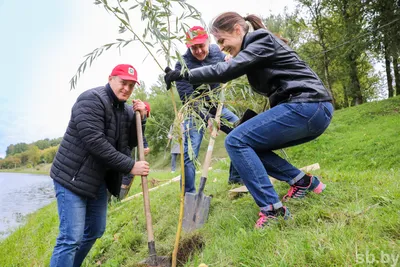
[115,163,321,204]
[229,185,248,193]
[121,175,181,203]
[300,163,320,172]
[228,163,320,194]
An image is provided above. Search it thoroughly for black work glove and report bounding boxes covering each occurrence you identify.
[164,67,187,90]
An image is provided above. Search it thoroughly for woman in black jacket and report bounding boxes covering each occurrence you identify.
[164,12,333,228]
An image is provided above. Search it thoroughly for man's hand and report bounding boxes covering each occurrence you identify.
[208,118,221,134]
[164,67,186,90]
[177,112,184,121]
[144,147,150,156]
[130,160,150,176]
[132,99,146,118]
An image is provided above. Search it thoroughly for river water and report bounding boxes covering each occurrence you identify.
[0,172,55,240]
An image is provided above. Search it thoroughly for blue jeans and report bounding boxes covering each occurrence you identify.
[171,153,179,171]
[228,163,242,184]
[50,181,108,267]
[183,107,239,193]
[225,102,333,208]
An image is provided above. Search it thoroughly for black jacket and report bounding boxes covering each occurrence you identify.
[175,44,225,105]
[189,29,332,107]
[50,84,141,198]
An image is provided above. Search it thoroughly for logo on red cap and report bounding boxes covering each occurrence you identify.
[110,64,140,85]
[185,26,209,48]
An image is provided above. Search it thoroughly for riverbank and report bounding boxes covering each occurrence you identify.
[0,172,55,240]
[0,163,51,175]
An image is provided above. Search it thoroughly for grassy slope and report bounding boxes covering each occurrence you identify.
[0,97,399,266]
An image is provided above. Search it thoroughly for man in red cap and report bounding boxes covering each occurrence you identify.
[50,64,149,266]
[173,26,241,194]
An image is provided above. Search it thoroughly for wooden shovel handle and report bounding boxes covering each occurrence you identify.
[201,103,223,178]
[135,111,155,242]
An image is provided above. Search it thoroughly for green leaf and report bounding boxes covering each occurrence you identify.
[129,4,138,10]
[119,18,129,26]
[122,40,132,47]
[145,42,154,48]
[122,9,130,23]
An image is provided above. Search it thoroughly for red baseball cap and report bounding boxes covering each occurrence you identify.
[110,64,140,85]
[185,26,209,48]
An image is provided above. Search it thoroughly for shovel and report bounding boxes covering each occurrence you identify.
[135,111,171,267]
[182,102,223,232]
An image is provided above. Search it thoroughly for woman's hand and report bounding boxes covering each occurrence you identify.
[164,67,187,90]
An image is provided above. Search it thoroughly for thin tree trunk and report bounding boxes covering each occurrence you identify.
[341,0,363,105]
[348,53,363,105]
[323,55,336,105]
[343,85,349,107]
[384,42,394,98]
[392,56,400,96]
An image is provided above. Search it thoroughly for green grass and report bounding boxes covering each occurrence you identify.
[0,163,52,175]
[1,97,399,266]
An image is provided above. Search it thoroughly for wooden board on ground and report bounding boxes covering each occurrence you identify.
[228,163,320,194]
[120,175,181,203]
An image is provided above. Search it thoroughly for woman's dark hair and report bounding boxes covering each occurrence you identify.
[210,12,265,35]
[210,12,289,44]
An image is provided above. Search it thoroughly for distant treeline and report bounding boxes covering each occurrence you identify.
[0,137,62,169]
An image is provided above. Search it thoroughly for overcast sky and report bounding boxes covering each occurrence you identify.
[0,0,295,158]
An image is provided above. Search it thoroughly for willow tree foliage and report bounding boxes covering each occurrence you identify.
[293,0,391,107]
[70,0,204,89]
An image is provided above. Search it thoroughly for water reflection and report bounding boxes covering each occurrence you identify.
[0,173,55,240]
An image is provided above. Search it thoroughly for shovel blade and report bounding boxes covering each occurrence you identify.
[182,192,211,232]
[139,256,171,267]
